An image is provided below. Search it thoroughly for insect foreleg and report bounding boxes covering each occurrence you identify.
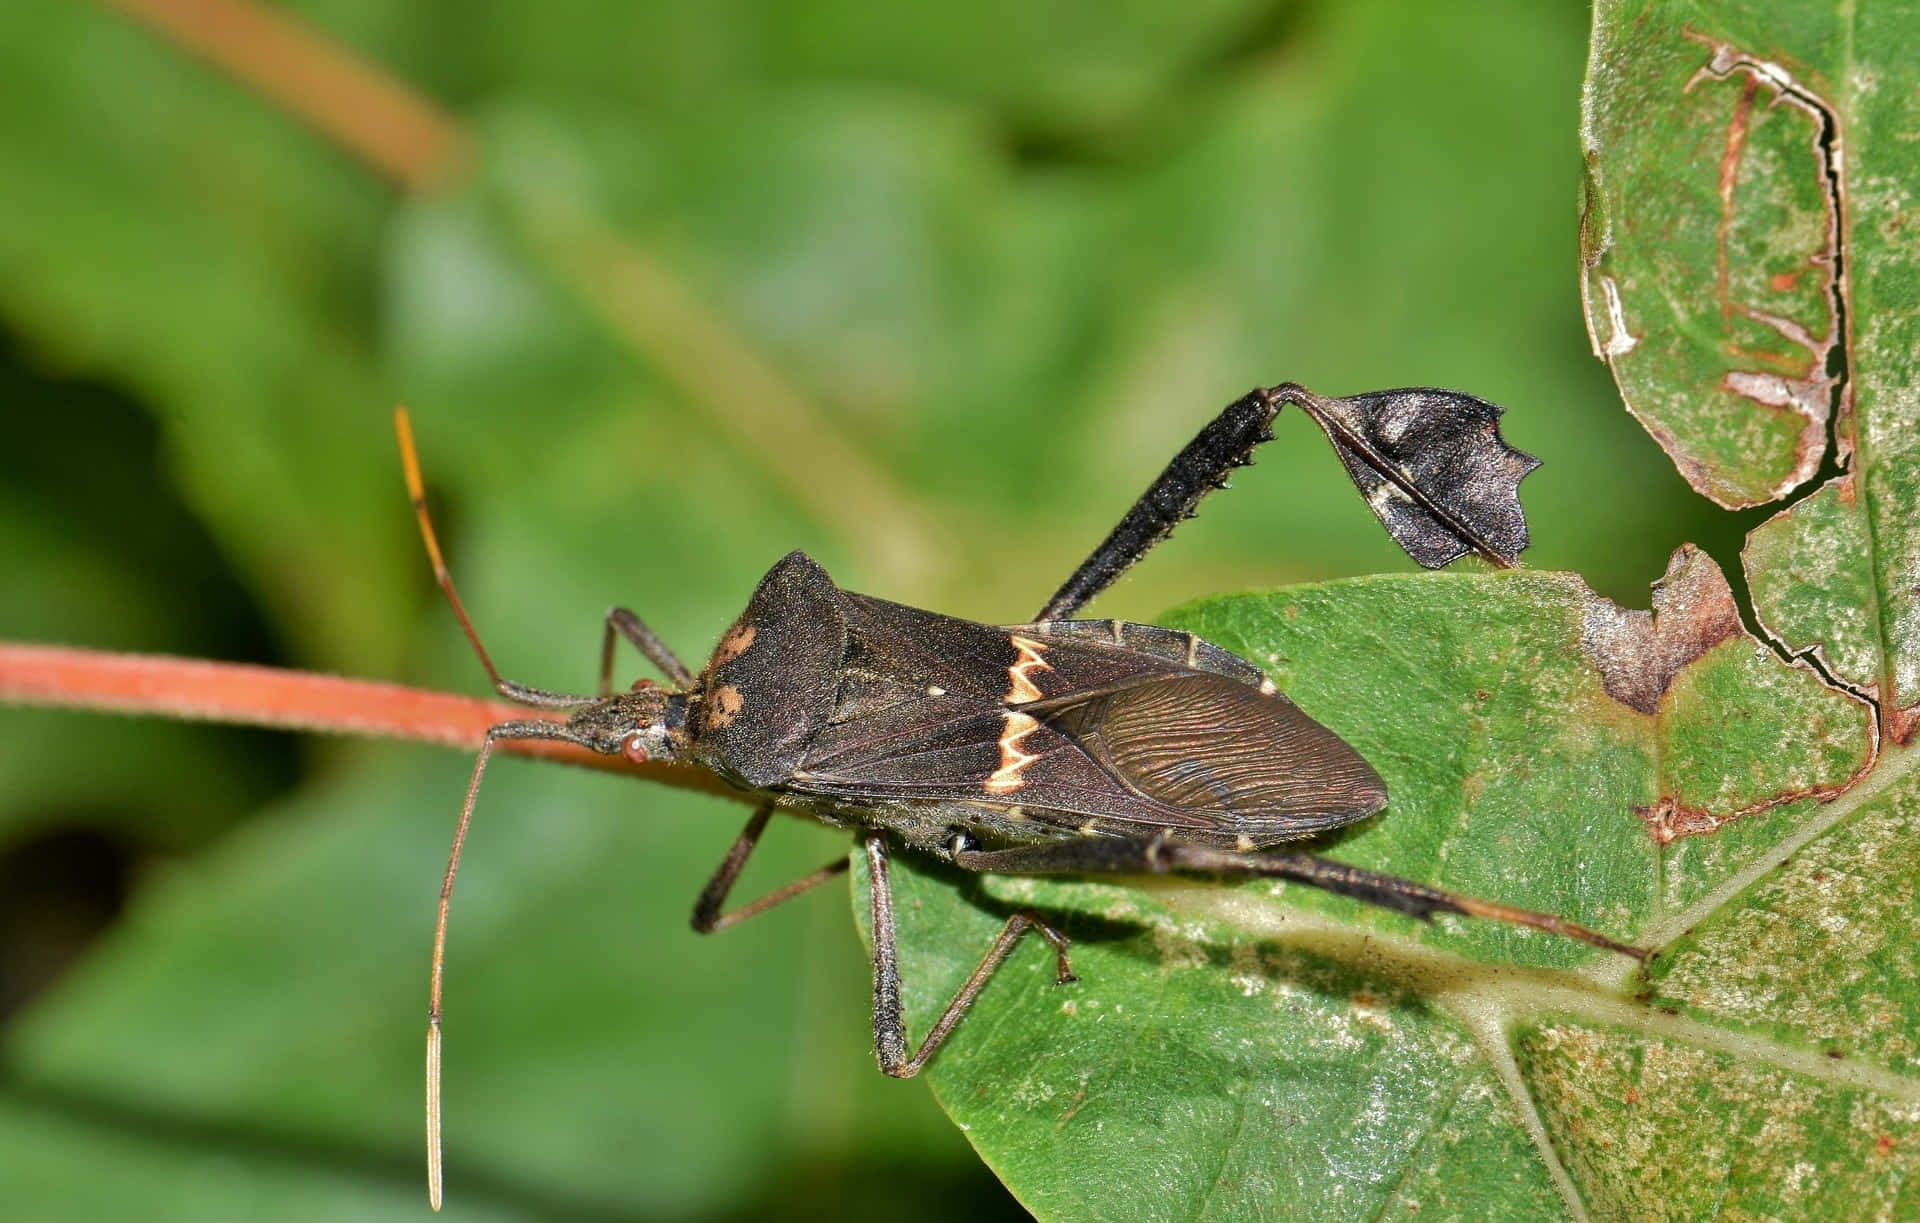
[951,837,1648,961]
[863,835,1075,1078]
[598,606,694,695]
[689,803,850,933]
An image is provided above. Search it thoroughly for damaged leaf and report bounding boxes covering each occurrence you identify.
[1580,11,1842,509]
[1579,543,1743,715]
[1280,383,1541,569]
[883,7,1920,1215]
[1743,475,1884,705]
[874,559,1892,1221]
[1584,0,1920,742]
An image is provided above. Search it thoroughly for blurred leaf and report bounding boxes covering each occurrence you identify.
[0,0,414,673]
[5,751,971,1219]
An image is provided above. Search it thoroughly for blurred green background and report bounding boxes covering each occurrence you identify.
[0,1,1736,1218]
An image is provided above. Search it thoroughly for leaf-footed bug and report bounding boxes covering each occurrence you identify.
[396,386,1647,1209]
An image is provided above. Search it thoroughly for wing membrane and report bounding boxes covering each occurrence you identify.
[1043,674,1387,835]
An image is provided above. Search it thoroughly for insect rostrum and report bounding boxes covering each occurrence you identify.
[398,384,1646,1210]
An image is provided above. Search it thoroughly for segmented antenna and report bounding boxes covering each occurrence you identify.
[396,407,579,1211]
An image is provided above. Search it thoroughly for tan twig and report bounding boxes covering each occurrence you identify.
[524,207,947,592]
[98,0,463,192]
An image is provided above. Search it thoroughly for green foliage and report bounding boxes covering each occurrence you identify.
[2,0,1912,1220]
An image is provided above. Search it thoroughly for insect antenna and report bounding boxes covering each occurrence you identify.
[424,717,575,1210]
[394,407,582,712]
[395,407,594,1209]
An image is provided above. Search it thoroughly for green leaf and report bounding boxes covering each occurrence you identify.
[850,3,1920,1216]
[0,0,415,674]
[873,561,1907,1219]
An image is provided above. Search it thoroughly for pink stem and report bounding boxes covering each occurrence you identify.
[0,642,736,799]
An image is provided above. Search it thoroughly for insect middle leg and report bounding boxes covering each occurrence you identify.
[689,802,850,933]
[863,834,1075,1078]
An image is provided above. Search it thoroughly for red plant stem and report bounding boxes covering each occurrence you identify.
[0,642,739,802]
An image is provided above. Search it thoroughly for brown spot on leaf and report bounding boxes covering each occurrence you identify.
[1769,271,1800,291]
[1461,772,1486,804]
[1636,762,1872,845]
[713,623,756,665]
[1876,1134,1897,1157]
[1888,702,1920,748]
[704,684,745,729]
[1636,795,1729,845]
[1581,546,1744,714]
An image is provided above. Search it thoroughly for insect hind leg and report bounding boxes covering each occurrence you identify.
[1035,389,1282,621]
[951,836,1647,961]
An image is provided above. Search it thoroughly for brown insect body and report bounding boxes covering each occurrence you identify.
[401,385,1646,1210]
[690,550,1386,857]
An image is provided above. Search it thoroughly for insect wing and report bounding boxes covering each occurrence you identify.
[1037,672,1386,844]
[793,671,1384,848]
[781,583,1385,846]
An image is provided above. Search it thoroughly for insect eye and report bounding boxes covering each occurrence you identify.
[620,731,650,763]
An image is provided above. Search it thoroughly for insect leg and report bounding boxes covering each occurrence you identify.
[598,607,694,695]
[864,835,1075,1078]
[1036,389,1284,621]
[690,802,850,933]
[951,837,1648,961]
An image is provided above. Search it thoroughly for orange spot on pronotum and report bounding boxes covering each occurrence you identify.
[705,684,745,729]
[713,624,756,665]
